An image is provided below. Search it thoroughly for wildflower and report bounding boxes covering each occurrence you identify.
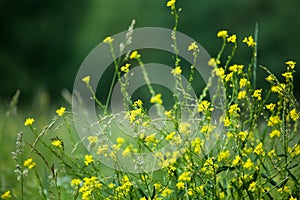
[217,30,228,38]
[266,103,276,112]
[166,0,176,8]
[229,104,240,114]
[187,188,194,196]
[232,155,241,166]
[290,144,300,157]
[52,140,63,148]
[82,76,90,85]
[282,72,293,82]
[238,131,248,141]
[271,84,285,94]
[238,91,247,100]
[56,107,66,116]
[171,66,182,75]
[129,50,141,59]
[103,36,114,43]
[1,191,12,199]
[145,133,157,143]
[224,116,231,127]
[166,132,176,141]
[252,89,262,100]
[220,192,225,199]
[227,34,237,43]
[269,129,280,138]
[254,142,265,156]
[116,137,125,144]
[24,117,35,126]
[133,99,143,107]
[161,187,173,197]
[239,78,248,88]
[290,108,299,121]
[278,186,290,194]
[225,72,233,82]
[289,197,297,200]
[188,42,199,51]
[71,179,82,187]
[176,181,185,190]
[229,64,243,74]
[265,75,275,82]
[217,150,230,162]
[24,158,36,169]
[215,67,225,78]
[84,155,94,166]
[108,183,115,188]
[164,110,172,118]
[268,115,281,126]
[243,35,256,47]
[150,94,163,104]
[121,63,131,73]
[198,100,211,112]
[208,58,220,67]
[248,182,256,192]
[122,145,132,157]
[87,136,98,144]
[243,158,254,169]
[286,60,296,69]
[178,171,192,181]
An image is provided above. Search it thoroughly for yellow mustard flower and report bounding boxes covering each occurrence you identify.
[285,60,296,69]
[229,104,240,114]
[122,145,132,157]
[161,187,173,197]
[52,140,63,148]
[229,64,243,74]
[87,136,98,144]
[266,103,276,112]
[215,67,225,78]
[238,91,247,100]
[165,131,176,141]
[176,181,185,190]
[82,76,90,85]
[171,66,182,75]
[188,42,199,51]
[243,158,254,169]
[270,129,280,138]
[129,50,141,59]
[239,78,248,88]
[217,150,230,162]
[248,182,256,192]
[133,99,143,107]
[227,34,237,43]
[232,155,241,166]
[178,171,191,182]
[84,155,94,166]
[290,108,299,121]
[24,158,36,169]
[116,137,125,144]
[265,74,275,82]
[179,122,191,134]
[121,63,131,73]
[252,89,262,100]
[1,191,12,199]
[103,36,114,43]
[217,30,228,38]
[243,35,256,47]
[208,58,220,67]
[24,117,35,126]
[289,197,297,200]
[166,0,176,8]
[268,115,281,126]
[150,94,163,104]
[56,106,66,116]
[71,179,82,187]
[254,142,265,156]
[223,116,231,127]
[198,100,211,112]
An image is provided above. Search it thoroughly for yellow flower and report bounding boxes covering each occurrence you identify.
[243,158,254,169]
[238,91,247,100]
[229,64,243,74]
[87,136,98,144]
[248,182,256,192]
[229,104,240,114]
[265,75,275,82]
[179,123,191,134]
[243,35,256,47]
[239,78,248,88]
[217,150,230,162]
[286,60,296,69]
[224,116,231,127]
[227,34,237,43]
[232,155,241,166]
[176,181,185,190]
[24,117,35,126]
[266,103,276,112]
[166,0,176,8]
[289,197,297,200]
[271,83,285,94]
[165,132,176,141]
[208,58,220,67]
[269,129,280,138]
[198,100,211,112]
[82,76,90,85]
[103,36,114,43]
[121,63,131,73]
[122,145,132,157]
[238,131,248,141]
[254,142,265,156]
[56,107,66,116]
[188,42,199,51]
[268,115,281,126]
[24,158,36,169]
[252,89,262,100]
[290,108,299,121]
[129,50,141,59]
[171,66,182,75]
[214,67,225,78]
[84,155,94,166]
[217,30,228,38]
[1,191,12,199]
[71,179,82,187]
[268,149,276,157]
[52,140,63,148]
[282,72,293,82]
[178,172,192,182]
[145,133,157,143]
[133,99,143,107]
[164,110,172,118]
[150,94,163,104]
[116,137,125,144]
[225,72,233,82]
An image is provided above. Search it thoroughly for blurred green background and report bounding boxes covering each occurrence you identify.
[1,0,299,108]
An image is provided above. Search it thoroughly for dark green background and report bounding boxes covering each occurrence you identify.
[1,0,299,108]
